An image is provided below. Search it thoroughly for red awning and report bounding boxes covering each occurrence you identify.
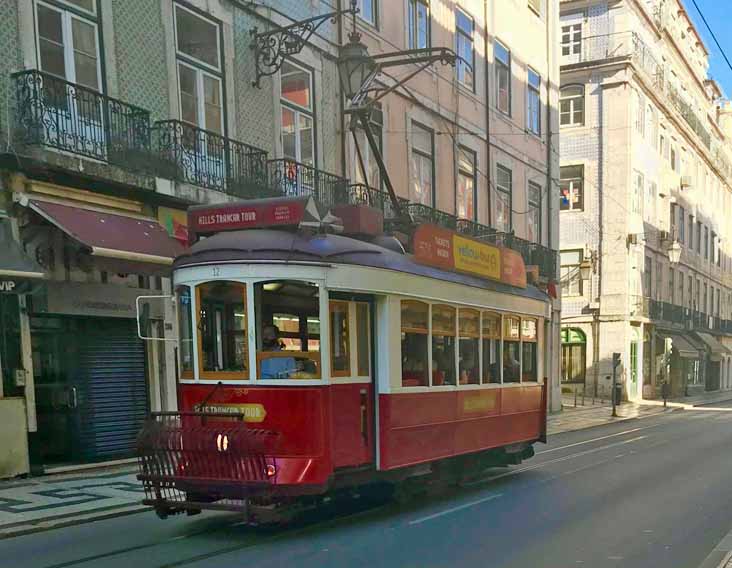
[25,200,184,267]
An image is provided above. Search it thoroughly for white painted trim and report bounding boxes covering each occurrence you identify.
[0,270,45,279]
[91,247,173,265]
[329,377,371,385]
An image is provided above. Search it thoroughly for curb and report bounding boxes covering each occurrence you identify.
[0,504,150,540]
[547,407,679,437]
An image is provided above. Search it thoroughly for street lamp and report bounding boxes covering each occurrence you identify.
[579,259,592,281]
[337,31,378,105]
[668,241,682,264]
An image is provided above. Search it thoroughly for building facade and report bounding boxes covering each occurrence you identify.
[0,0,560,476]
[559,0,732,400]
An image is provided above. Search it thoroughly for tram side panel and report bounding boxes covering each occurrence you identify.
[378,385,544,470]
[330,382,375,468]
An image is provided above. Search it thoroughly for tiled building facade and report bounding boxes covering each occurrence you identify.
[0,0,560,476]
[559,0,732,400]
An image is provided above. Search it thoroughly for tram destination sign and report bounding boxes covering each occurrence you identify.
[413,224,527,288]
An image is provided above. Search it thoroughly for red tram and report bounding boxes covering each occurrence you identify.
[137,197,550,521]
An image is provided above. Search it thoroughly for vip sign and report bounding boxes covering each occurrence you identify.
[0,281,16,292]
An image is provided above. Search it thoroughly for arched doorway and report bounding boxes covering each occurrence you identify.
[561,328,586,387]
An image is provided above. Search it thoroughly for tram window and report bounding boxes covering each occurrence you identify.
[503,315,521,383]
[176,285,194,377]
[522,342,538,382]
[330,301,350,376]
[482,312,501,384]
[255,280,321,379]
[401,300,429,387]
[432,304,456,386]
[198,281,248,378]
[522,318,538,382]
[458,309,480,385]
[356,303,370,376]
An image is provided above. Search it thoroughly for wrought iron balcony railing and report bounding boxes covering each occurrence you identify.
[153,120,268,196]
[346,183,409,219]
[268,159,348,205]
[13,69,151,168]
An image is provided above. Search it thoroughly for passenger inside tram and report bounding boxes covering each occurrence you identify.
[255,280,321,379]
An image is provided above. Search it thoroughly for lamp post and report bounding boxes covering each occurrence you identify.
[668,241,682,264]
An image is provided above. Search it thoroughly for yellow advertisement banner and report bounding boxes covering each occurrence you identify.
[453,235,501,281]
[195,403,267,423]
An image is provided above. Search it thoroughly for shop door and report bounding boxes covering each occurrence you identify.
[707,361,721,392]
[33,318,148,464]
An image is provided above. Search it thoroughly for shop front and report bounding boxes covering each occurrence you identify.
[655,331,705,398]
[695,332,731,392]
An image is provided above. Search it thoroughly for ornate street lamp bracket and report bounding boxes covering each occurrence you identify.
[250,6,357,88]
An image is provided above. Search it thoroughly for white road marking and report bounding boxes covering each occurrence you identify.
[408,493,504,525]
[538,425,653,455]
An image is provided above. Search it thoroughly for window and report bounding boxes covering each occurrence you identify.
[175,4,222,134]
[561,23,582,58]
[456,9,474,90]
[198,281,248,378]
[560,165,584,211]
[669,268,675,303]
[527,68,541,135]
[495,40,511,115]
[696,221,702,254]
[635,91,645,136]
[36,0,100,90]
[280,61,314,165]
[401,300,429,387]
[482,313,501,384]
[408,0,430,49]
[632,171,643,215]
[176,285,194,377]
[670,204,677,238]
[646,105,657,148]
[689,275,694,309]
[704,226,709,260]
[560,250,582,296]
[330,301,350,377]
[457,147,476,220]
[432,305,456,386]
[356,303,370,376]
[495,165,512,231]
[528,182,542,244]
[458,309,480,385]
[703,283,708,315]
[503,316,521,383]
[411,122,434,205]
[561,328,586,384]
[644,256,652,298]
[670,146,677,171]
[560,85,584,126]
[678,270,684,306]
[357,0,377,26]
[349,104,383,188]
[688,214,694,250]
[655,260,663,300]
[255,280,321,379]
[660,134,667,158]
[521,318,538,382]
[644,181,656,223]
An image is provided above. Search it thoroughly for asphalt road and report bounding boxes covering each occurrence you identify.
[4,403,732,568]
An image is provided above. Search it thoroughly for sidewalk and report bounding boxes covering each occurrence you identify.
[0,465,147,539]
[548,397,674,436]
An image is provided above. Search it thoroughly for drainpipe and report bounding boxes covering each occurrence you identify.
[484,0,492,226]
[337,0,347,179]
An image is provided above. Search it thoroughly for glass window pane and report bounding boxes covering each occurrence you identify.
[298,113,314,165]
[417,2,429,48]
[356,303,370,376]
[179,64,198,126]
[64,0,95,13]
[494,41,509,65]
[528,69,541,88]
[198,281,248,377]
[482,336,501,384]
[459,309,479,385]
[281,62,312,110]
[401,300,428,386]
[412,123,432,154]
[203,75,222,133]
[281,107,297,161]
[38,5,66,78]
[175,5,219,68]
[40,39,66,78]
[176,285,194,374]
[522,342,537,382]
[330,302,350,376]
[38,5,64,43]
[503,341,521,383]
[358,0,376,24]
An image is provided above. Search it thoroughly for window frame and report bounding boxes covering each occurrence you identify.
[528,181,542,244]
[560,249,583,297]
[329,300,351,378]
[357,0,378,27]
[407,0,431,50]
[494,40,511,116]
[456,145,477,221]
[495,164,513,232]
[527,67,542,136]
[560,164,584,212]
[410,121,435,206]
[559,84,584,127]
[279,59,316,166]
[455,7,475,92]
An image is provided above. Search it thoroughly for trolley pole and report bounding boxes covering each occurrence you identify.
[612,352,621,418]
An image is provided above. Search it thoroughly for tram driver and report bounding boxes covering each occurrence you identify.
[260,324,298,378]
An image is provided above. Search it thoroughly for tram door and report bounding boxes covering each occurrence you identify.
[329,297,375,468]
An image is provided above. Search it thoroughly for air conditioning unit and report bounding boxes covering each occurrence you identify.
[680,176,693,189]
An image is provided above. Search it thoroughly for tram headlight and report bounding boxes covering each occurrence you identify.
[265,464,277,478]
[216,433,229,452]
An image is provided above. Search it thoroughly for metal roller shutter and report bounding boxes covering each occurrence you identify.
[74,320,149,461]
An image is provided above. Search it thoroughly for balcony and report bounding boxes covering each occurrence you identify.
[267,159,348,205]
[346,183,409,219]
[13,69,151,169]
[153,120,268,196]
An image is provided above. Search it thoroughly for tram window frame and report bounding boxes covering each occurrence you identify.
[458,308,480,385]
[401,300,430,387]
[502,315,521,383]
[254,280,323,381]
[481,311,502,384]
[196,281,249,380]
[431,304,457,386]
[176,284,195,380]
[521,317,538,383]
[330,300,351,377]
[355,302,370,377]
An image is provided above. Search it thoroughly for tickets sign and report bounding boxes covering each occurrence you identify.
[413,224,527,288]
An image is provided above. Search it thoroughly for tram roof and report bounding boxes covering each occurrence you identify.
[174,229,549,302]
